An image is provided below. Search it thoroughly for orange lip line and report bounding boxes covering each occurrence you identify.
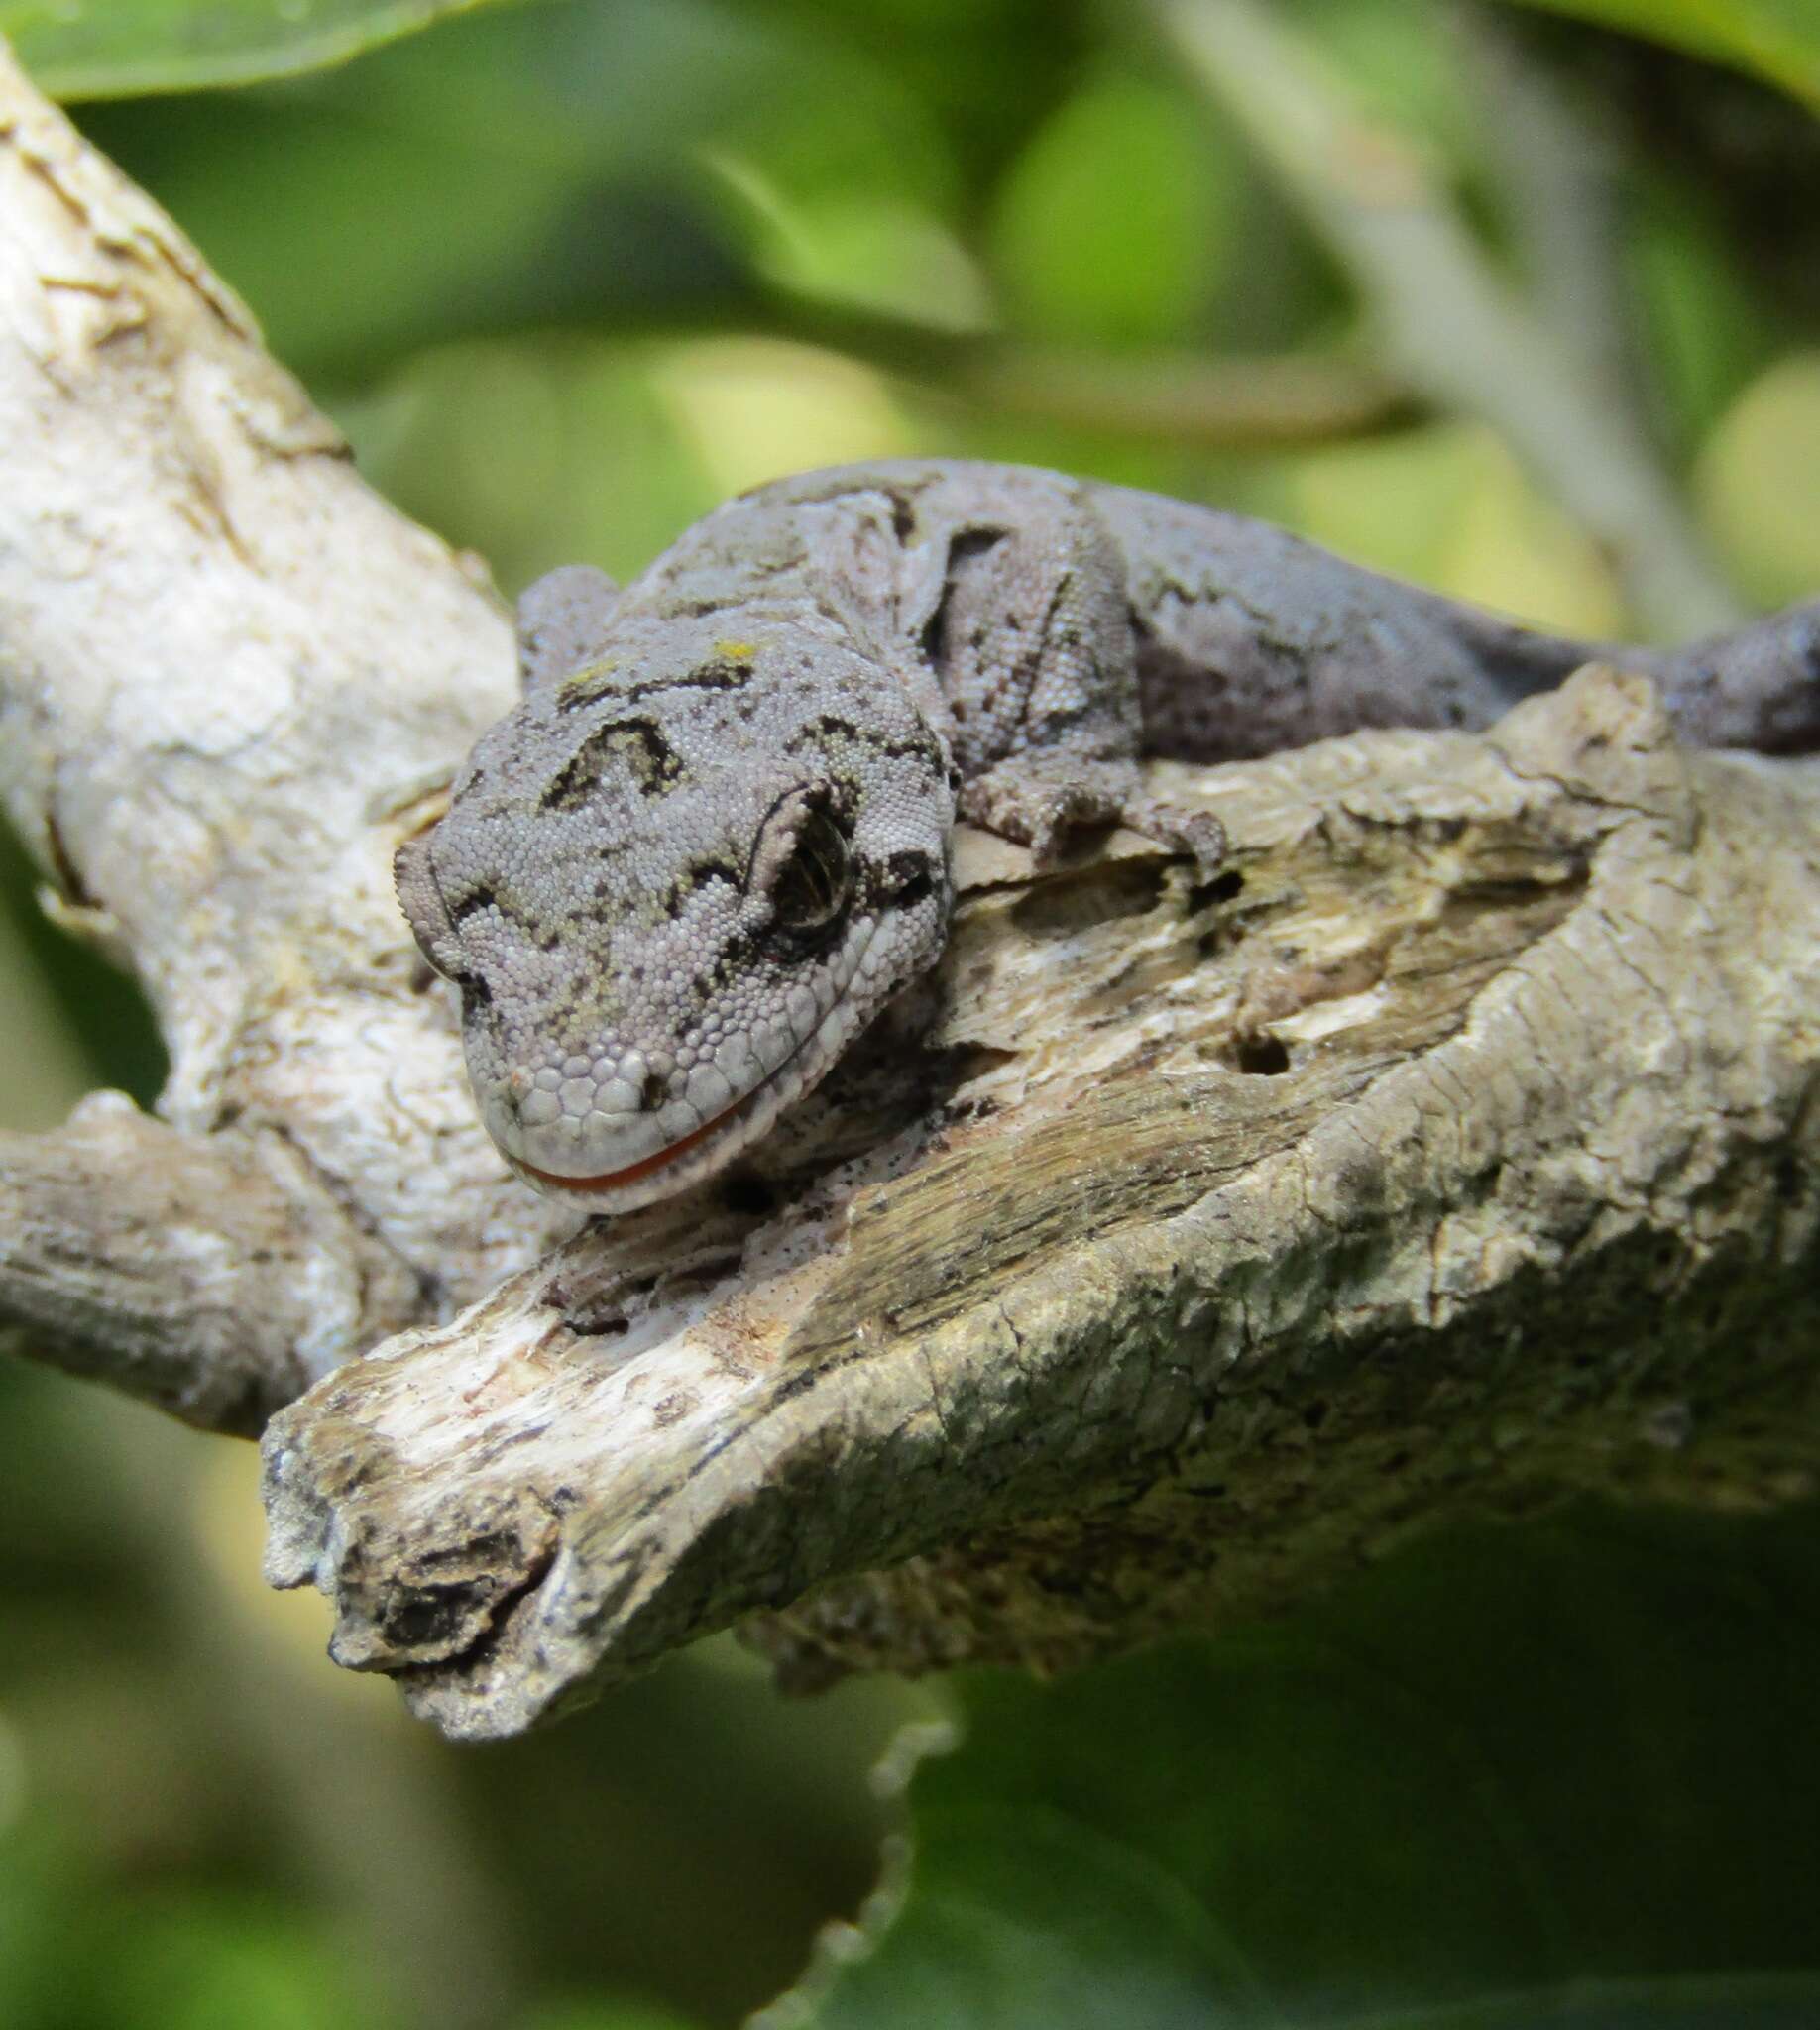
[519,1094,743,1195]
[516,986,847,1197]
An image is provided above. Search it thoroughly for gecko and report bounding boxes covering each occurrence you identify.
[396,458,1819,1210]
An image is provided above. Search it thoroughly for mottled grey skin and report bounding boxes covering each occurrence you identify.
[398,459,1819,1208]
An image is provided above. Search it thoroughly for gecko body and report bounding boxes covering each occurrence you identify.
[397,459,1816,1207]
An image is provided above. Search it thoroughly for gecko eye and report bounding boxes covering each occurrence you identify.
[762,798,853,937]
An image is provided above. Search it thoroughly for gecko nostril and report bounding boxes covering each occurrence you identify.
[641,1071,667,1111]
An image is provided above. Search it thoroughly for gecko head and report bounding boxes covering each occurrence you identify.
[396,632,955,1209]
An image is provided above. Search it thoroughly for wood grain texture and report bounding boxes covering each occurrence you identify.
[262,671,1820,1736]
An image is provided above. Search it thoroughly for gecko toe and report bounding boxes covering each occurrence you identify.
[1124,798,1228,877]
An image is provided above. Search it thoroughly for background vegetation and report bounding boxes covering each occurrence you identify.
[2,1,1818,2024]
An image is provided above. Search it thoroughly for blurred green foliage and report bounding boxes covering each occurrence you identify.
[0,1356,919,2030]
[791,1507,1820,2028]
[1507,0,1820,111]
[3,1,1819,2026]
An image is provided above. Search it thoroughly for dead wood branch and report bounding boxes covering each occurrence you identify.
[2,47,1816,1738]
[262,672,1820,1736]
[0,43,580,1423]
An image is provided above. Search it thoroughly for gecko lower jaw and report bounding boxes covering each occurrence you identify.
[497,921,885,1210]
[511,1078,776,1204]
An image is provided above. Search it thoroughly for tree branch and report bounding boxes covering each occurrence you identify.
[745,299,1422,448]
[262,670,1820,1736]
[3,45,1815,1742]
[0,41,580,1422]
[1451,6,1636,405]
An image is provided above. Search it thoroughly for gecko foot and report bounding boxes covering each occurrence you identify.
[1119,796,1228,878]
[960,758,1228,875]
[958,758,1124,866]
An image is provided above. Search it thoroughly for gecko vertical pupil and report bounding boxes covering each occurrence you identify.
[770,806,851,934]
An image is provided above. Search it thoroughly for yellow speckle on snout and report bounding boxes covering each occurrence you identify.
[712,639,759,663]
[558,657,620,697]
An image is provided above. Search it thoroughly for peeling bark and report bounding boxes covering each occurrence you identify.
[2,47,1816,1738]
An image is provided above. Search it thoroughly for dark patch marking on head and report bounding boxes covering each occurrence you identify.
[663,858,742,921]
[880,850,936,910]
[554,661,627,712]
[541,719,683,811]
[622,653,757,705]
[783,713,944,770]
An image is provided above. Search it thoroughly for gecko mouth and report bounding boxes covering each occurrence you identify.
[515,1088,756,1198]
[501,919,888,1208]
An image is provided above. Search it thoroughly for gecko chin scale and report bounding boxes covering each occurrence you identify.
[481,922,899,1210]
[511,1092,755,1206]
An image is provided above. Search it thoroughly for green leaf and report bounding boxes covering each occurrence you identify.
[68,0,971,388]
[0,1837,405,2030]
[66,0,764,380]
[784,1504,1820,2029]
[988,69,1240,347]
[0,0,523,99]
[98,1900,397,2030]
[1503,0,1820,112]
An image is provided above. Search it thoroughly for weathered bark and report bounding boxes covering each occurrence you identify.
[259,672,1820,1735]
[0,39,581,1427]
[2,45,1816,1740]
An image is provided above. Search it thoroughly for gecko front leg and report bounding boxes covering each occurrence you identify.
[910,473,1227,875]
[515,563,620,693]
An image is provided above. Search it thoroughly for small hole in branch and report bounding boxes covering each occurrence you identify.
[1228,1032,1291,1076]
